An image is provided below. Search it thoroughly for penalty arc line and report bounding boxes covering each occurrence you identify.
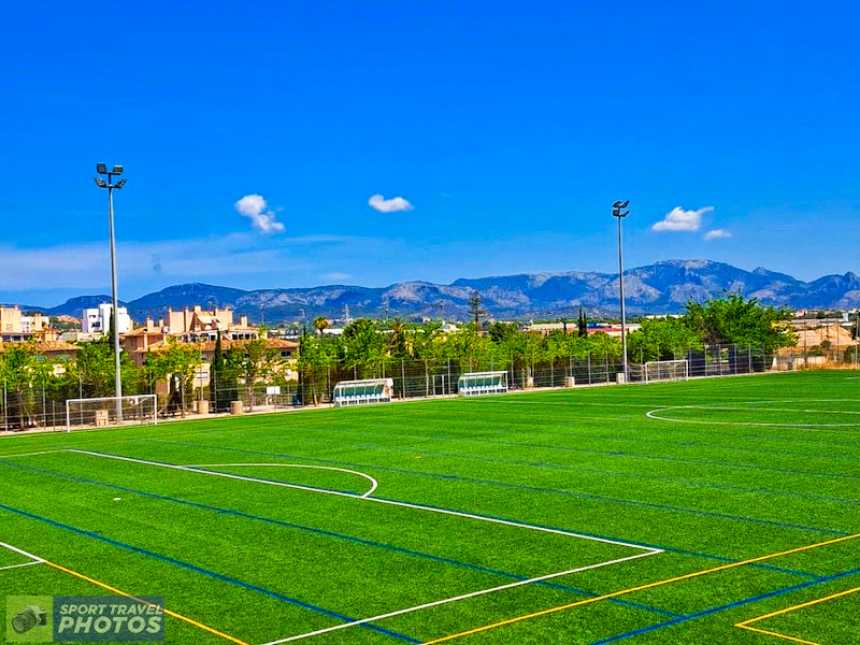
[70,449,656,552]
[66,449,663,641]
[188,463,378,498]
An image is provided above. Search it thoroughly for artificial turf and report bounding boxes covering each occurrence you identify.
[0,370,858,644]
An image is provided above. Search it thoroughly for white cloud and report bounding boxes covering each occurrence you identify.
[652,206,714,232]
[368,193,414,213]
[704,228,732,241]
[234,194,285,233]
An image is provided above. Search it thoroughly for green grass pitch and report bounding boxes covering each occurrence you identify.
[0,370,858,644]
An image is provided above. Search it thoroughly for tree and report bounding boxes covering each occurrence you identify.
[209,330,225,410]
[149,339,202,416]
[468,291,484,330]
[236,338,282,410]
[577,307,589,338]
[313,316,330,336]
[684,295,795,351]
[74,339,116,397]
[0,343,37,429]
[342,319,386,377]
[627,317,702,363]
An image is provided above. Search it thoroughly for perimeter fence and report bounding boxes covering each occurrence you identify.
[4,342,857,432]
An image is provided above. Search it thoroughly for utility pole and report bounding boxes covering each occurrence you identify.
[94,163,127,421]
[612,200,630,382]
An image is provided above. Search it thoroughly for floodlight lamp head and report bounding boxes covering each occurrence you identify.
[96,162,107,174]
[94,177,107,188]
[111,164,124,175]
[115,178,127,189]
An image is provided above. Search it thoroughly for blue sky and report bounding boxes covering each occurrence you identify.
[2,2,858,305]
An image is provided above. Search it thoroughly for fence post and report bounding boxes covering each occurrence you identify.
[447,359,452,395]
[401,359,406,399]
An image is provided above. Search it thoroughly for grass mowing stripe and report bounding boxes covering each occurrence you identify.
[142,438,823,579]
[589,567,860,644]
[352,441,860,507]
[423,532,860,644]
[147,439,848,536]
[38,557,251,645]
[735,585,860,642]
[0,457,678,619]
[0,502,420,644]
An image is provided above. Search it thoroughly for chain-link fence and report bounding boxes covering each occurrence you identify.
[4,342,856,432]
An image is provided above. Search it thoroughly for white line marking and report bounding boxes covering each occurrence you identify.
[260,550,659,644]
[0,540,45,564]
[71,450,654,551]
[0,450,65,460]
[69,450,370,501]
[645,403,860,429]
[66,449,663,641]
[0,561,43,572]
[187,463,378,498]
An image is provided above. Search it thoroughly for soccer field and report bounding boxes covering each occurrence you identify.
[1,370,858,644]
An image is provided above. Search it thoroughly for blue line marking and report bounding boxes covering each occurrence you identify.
[589,567,860,644]
[142,439,822,579]
[0,458,678,619]
[146,439,848,536]
[0,502,419,643]
[352,440,860,507]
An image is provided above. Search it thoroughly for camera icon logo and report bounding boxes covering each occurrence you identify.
[12,606,47,634]
[6,596,53,643]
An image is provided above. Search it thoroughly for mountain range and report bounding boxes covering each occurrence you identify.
[23,260,860,323]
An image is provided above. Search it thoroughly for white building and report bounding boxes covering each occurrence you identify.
[82,304,132,335]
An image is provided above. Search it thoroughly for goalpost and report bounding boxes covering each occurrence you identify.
[457,371,508,396]
[332,378,394,408]
[65,395,158,432]
[639,359,689,384]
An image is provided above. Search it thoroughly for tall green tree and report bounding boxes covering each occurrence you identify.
[0,343,37,428]
[577,307,589,338]
[468,291,484,330]
[684,295,795,351]
[209,331,225,410]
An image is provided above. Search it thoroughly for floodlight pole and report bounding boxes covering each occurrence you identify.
[612,201,630,382]
[95,163,127,422]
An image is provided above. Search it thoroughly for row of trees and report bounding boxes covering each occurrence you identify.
[298,295,796,401]
[0,334,288,428]
[0,295,796,424]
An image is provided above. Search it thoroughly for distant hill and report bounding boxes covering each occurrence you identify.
[35,260,860,323]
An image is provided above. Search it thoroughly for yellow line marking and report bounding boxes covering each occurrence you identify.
[42,558,251,645]
[736,624,820,645]
[735,585,860,645]
[423,532,860,643]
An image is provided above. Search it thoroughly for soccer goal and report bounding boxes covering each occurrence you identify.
[640,359,689,383]
[65,394,158,432]
[332,378,394,408]
[457,371,508,396]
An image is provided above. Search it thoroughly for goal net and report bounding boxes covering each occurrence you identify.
[332,378,394,408]
[65,395,158,432]
[637,359,689,384]
[457,371,508,396]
